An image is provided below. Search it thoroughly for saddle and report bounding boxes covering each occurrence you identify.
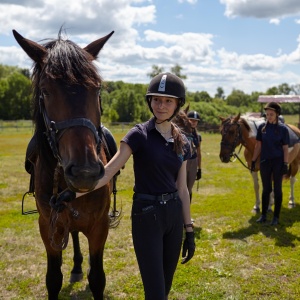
[286,125,300,148]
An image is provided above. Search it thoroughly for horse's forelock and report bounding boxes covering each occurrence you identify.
[40,38,101,88]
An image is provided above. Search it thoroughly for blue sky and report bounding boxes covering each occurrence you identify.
[1,0,300,97]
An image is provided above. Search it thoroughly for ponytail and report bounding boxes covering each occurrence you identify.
[171,123,186,155]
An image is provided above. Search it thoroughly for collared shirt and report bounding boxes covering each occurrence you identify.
[121,117,191,194]
[187,129,201,159]
[256,122,289,161]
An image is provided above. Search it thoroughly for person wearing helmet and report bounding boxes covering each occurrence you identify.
[186,110,202,202]
[66,72,195,299]
[251,102,289,225]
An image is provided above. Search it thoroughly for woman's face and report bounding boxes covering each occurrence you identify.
[188,118,198,128]
[151,96,178,122]
[265,109,278,124]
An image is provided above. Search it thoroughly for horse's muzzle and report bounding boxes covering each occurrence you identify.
[64,159,105,192]
[219,154,231,163]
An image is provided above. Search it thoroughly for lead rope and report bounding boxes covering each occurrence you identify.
[232,144,252,171]
[48,163,70,251]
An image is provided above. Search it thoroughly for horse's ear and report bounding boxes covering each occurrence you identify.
[12,29,47,64]
[219,116,226,122]
[184,104,189,114]
[84,31,114,59]
[233,113,240,123]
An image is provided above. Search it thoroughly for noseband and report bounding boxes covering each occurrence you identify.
[39,93,102,162]
[220,118,243,158]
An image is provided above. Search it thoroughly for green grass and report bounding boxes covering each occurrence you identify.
[1,126,300,299]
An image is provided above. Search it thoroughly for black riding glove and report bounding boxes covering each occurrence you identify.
[196,168,201,180]
[49,189,76,212]
[181,231,195,264]
[282,163,288,176]
[251,161,256,172]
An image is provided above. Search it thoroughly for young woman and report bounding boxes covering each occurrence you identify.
[67,72,195,299]
[186,110,202,202]
[251,102,289,225]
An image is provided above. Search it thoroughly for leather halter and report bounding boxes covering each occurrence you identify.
[220,118,244,159]
[39,93,102,162]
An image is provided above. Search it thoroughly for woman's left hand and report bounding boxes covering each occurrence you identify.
[181,231,195,264]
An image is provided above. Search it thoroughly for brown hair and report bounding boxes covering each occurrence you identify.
[171,122,187,155]
[261,115,280,134]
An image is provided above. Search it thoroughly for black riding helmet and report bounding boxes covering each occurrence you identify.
[145,72,186,121]
[187,111,200,121]
[264,102,281,115]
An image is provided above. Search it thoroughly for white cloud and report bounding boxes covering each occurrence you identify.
[270,18,280,25]
[220,0,300,19]
[1,0,300,97]
[178,0,198,4]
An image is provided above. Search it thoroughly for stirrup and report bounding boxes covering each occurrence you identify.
[22,191,38,215]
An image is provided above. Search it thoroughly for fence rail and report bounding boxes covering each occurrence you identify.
[0,120,219,133]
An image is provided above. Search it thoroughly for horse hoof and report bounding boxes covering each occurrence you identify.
[70,272,83,283]
[252,207,260,213]
[288,203,296,209]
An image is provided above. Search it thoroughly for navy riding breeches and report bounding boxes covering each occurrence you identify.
[260,157,283,218]
[131,194,183,300]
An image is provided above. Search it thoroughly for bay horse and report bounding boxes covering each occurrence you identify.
[13,29,114,299]
[219,113,300,212]
[173,105,193,135]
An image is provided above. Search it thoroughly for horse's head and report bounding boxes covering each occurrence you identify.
[173,106,193,134]
[219,113,243,163]
[13,29,114,192]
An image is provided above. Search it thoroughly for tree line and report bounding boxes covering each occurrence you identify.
[1,63,299,126]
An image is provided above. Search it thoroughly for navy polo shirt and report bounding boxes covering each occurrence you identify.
[187,130,201,160]
[121,118,191,195]
[256,122,289,161]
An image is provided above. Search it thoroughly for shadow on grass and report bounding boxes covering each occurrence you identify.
[222,205,300,247]
[60,282,114,299]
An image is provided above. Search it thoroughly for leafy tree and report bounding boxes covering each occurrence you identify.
[277,83,292,95]
[0,72,31,119]
[291,84,300,95]
[147,65,165,78]
[170,64,187,79]
[226,89,250,108]
[215,87,225,99]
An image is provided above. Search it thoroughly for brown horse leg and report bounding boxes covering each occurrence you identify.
[86,222,109,300]
[88,250,106,300]
[70,231,84,283]
[46,252,63,300]
[39,217,63,300]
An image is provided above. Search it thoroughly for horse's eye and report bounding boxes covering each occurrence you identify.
[41,89,50,99]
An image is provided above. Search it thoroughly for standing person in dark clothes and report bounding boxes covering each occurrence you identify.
[186,110,202,202]
[251,102,289,225]
[61,72,195,299]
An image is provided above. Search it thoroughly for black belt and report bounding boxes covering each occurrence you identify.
[134,191,178,202]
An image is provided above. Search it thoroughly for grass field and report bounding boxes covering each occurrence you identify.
[1,124,300,300]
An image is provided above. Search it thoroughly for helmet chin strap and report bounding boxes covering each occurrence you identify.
[154,116,172,124]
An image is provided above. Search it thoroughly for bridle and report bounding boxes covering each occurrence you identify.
[39,93,102,164]
[220,118,245,162]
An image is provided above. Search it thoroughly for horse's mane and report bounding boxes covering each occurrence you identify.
[30,29,102,165]
[240,113,265,138]
[173,110,192,134]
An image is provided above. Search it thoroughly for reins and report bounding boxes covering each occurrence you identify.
[232,145,252,171]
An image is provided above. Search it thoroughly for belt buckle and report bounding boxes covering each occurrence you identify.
[160,193,168,204]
